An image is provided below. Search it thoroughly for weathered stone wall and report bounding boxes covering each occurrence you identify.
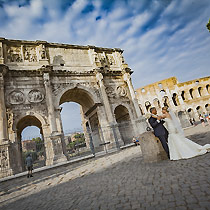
[136,76,210,128]
[0,38,147,177]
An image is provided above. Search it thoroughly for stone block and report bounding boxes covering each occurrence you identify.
[139,131,168,163]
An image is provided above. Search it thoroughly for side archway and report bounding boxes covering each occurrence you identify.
[206,84,210,94]
[189,88,195,99]
[205,104,210,113]
[187,108,195,120]
[153,98,161,108]
[14,115,46,173]
[162,96,169,107]
[196,106,203,116]
[198,87,205,97]
[177,111,190,128]
[172,93,179,106]
[114,105,134,145]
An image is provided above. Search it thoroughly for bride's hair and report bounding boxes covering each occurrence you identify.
[162,106,169,112]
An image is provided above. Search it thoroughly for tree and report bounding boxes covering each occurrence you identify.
[207,19,210,32]
[32,137,44,152]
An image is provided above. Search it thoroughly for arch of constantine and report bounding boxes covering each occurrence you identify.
[136,76,210,127]
[0,38,147,178]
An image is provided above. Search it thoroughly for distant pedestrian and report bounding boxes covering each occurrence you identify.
[206,114,210,126]
[25,153,33,178]
[132,136,140,146]
[192,118,196,126]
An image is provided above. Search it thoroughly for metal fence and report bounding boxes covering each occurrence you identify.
[0,122,138,179]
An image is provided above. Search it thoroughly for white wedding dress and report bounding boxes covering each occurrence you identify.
[164,117,210,160]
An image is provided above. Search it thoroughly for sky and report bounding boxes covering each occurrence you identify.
[1,0,210,138]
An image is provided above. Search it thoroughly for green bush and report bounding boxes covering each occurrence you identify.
[207,19,210,32]
[23,151,38,162]
[32,137,44,152]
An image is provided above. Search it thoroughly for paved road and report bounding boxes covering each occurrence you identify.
[0,128,210,210]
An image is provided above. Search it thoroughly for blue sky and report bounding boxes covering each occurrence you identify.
[1,0,210,138]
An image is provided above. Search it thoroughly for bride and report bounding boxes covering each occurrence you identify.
[160,107,210,160]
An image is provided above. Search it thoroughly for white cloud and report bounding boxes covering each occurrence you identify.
[0,0,210,135]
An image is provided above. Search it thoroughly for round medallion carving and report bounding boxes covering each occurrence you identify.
[8,91,25,104]
[28,89,44,103]
[116,86,127,97]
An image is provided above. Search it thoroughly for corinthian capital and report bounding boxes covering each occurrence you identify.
[43,72,50,85]
[96,72,103,82]
[123,72,131,82]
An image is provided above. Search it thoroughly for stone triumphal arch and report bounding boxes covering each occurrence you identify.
[0,38,146,177]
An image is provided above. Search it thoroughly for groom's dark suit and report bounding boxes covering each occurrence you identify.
[148,116,170,158]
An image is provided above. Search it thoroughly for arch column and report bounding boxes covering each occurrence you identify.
[154,90,164,108]
[96,72,115,123]
[95,72,124,148]
[97,105,124,148]
[123,72,142,118]
[80,110,91,149]
[165,89,176,109]
[42,123,67,166]
[193,88,200,98]
[202,86,209,96]
[0,65,9,144]
[55,107,69,160]
[137,92,147,115]
[177,94,184,105]
[123,72,147,134]
[0,65,13,178]
[185,91,191,100]
[42,69,67,165]
[43,71,58,134]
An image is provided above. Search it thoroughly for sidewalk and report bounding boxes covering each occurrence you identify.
[1,124,208,183]
[184,123,210,136]
[0,143,136,183]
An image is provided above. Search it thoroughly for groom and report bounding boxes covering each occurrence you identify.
[148,107,170,159]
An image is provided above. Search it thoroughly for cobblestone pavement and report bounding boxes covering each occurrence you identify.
[0,126,210,210]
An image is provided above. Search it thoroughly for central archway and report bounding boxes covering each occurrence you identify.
[59,87,104,155]
[60,88,95,114]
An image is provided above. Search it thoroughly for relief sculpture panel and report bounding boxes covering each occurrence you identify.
[0,45,2,58]
[6,108,14,129]
[24,46,37,62]
[28,89,44,103]
[116,86,127,97]
[7,46,23,63]
[106,54,116,66]
[8,90,25,104]
[39,44,47,60]
[106,86,116,98]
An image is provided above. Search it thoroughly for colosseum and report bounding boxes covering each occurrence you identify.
[136,76,210,128]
